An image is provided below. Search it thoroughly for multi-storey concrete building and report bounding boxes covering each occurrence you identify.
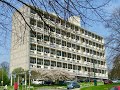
[10,5,108,80]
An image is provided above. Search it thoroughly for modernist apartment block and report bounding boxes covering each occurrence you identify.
[10,5,108,79]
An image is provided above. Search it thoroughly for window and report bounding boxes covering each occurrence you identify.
[98,61,100,64]
[78,66,81,70]
[37,21,43,28]
[51,49,56,55]
[76,46,80,50]
[67,43,71,47]
[102,70,104,74]
[83,57,86,61]
[37,46,43,52]
[50,27,55,32]
[57,62,62,67]
[73,65,77,70]
[30,18,36,25]
[44,48,49,53]
[37,34,43,40]
[44,60,50,66]
[71,34,75,39]
[56,29,60,34]
[85,31,87,35]
[63,63,67,68]
[51,61,56,66]
[56,39,61,45]
[57,50,61,56]
[68,64,72,69]
[30,31,36,37]
[86,49,89,53]
[62,41,66,46]
[90,50,92,54]
[37,59,43,65]
[67,32,70,37]
[87,58,90,62]
[30,57,36,64]
[76,36,79,40]
[68,53,71,58]
[72,44,76,49]
[72,54,76,59]
[44,36,49,41]
[30,44,36,50]
[62,52,66,57]
[77,56,80,60]
[62,31,66,36]
[50,37,55,43]
[30,9,36,14]
[85,67,87,71]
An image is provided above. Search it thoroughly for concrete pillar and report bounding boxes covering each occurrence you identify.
[10,74,13,86]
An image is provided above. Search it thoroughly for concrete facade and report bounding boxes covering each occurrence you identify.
[10,5,108,79]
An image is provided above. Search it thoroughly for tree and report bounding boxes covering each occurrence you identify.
[12,67,25,83]
[108,54,120,79]
[0,62,9,74]
[0,0,112,49]
[12,67,24,75]
[0,68,10,85]
[105,7,120,68]
[31,69,75,83]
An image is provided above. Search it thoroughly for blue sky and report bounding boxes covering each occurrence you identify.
[0,0,120,64]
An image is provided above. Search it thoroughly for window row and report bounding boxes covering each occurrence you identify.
[30,45,105,65]
[30,32,104,49]
[30,17,103,43]
[30,57,106,74]
[30,44,104,57]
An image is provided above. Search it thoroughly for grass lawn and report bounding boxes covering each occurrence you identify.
[81,83,120,90]
[0,85,66,90]
[80,81,104,88]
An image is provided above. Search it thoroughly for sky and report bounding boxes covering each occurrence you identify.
[0,0,120,64]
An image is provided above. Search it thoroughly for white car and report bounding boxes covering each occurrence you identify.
[32,79,44,85]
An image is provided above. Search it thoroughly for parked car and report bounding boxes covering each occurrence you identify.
[32,79,44,85]
[110,86,120,90]
[67,81,80,89]
[104,80,113,84]
[112,80,120,83]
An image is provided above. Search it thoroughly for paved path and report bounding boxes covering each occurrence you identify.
[37,88,80,90]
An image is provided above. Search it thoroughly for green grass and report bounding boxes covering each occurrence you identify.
[80,81,104,88]
[0,85,66,90]
[81,83,120,90]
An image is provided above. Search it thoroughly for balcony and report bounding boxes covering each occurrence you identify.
[72,49,76,53]
[50,43,56,48]
[50,32,56,37]
[56,34,61,38]
[37,40,44,45]
[71,39,76,43]
[36,27,44,33]
[30,13,38,19]
[56,56,62,59]
[30,38,37,43]
[37,51,44,56]
[44,31,50,35]
[44,53,50,59]
[44,41,50,46]
[62,46,67,51]
[76,31,80,35]
[30,50,37,56]
[76,41,80,44]
[67,58,72,63]
[68,48,72,51]
[50,54,56,59]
